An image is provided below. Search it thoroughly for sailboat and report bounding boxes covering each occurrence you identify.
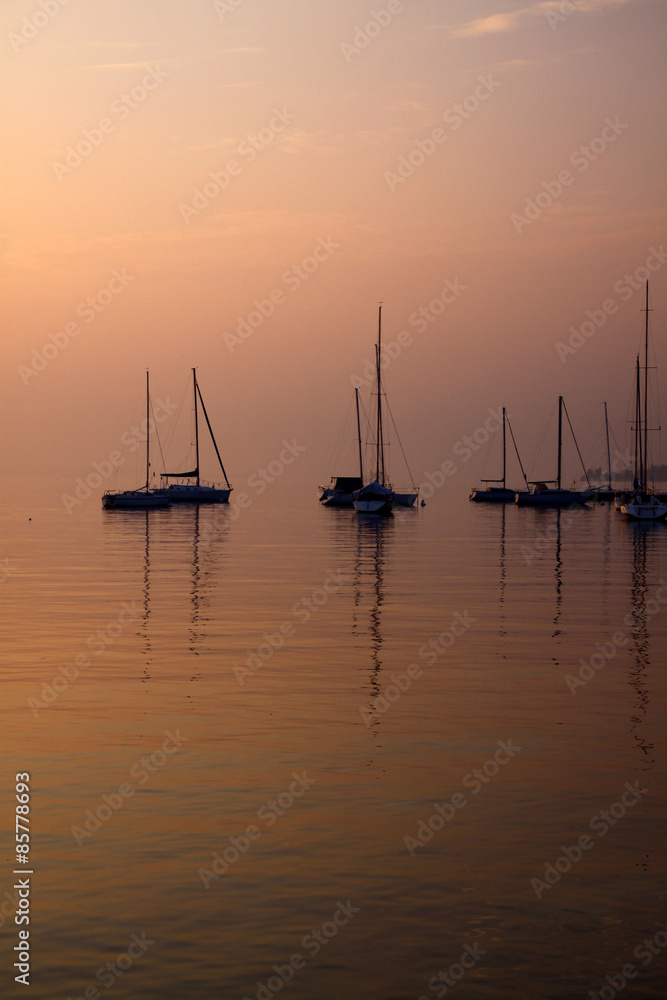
[592,402,616,501]
[158,368,233,503]
[515,396,593,506]
[621,283,667,522]
[102,372,172,509]
[319,388,365,506]
[469,407,528,502]
[615,361,642,511]
[353,306,395,515]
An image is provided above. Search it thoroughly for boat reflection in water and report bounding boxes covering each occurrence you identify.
[101,501,230,687]
[624,523,656,771]
[354,515,391,728]
[326,509,396,738]
[186,504,231,661]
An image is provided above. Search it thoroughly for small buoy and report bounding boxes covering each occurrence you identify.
[421,500,426,507]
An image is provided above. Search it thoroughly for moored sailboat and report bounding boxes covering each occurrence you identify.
[470,407,528,502]
[157,368,233,503]
[319,388,365,506]
[515,396,593,506]
[353,306,395,515]
[621,283,667,522]
[103,372,172,510]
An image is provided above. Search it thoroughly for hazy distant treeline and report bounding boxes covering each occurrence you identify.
[583,465,667,483]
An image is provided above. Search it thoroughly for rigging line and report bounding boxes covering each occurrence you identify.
[527,398,557,477]
[588,402,605,465]
[196,383,230,487]
[562,400,592,487]
[645,309,662,481]
[358,393,374,475]
[326,394,355,476]
[609,423,626,473]
[506,415,529,487]
[384,396,416,488]
[160,376,191,466]
[477,407,501,482]
[478,422,493,481]
[359,391,374,449]
[150,396,168,484]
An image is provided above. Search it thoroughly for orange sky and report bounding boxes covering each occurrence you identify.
[2,0,666,490]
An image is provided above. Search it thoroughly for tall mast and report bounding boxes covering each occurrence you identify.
[632,355,639,489]
[557,395,563,490]
[603,401,612,491]
[502,406,506,489]
[192,367,200,486]
[636,355,643,488]
[355,387,364,482]
[643,281,650,490]
[145,370,150,491]
[376,304,385,484]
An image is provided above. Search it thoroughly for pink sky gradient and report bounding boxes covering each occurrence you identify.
[2,0,666,490]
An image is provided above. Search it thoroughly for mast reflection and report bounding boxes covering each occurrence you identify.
[499,504,507,640]
[188,503,230,665]
[625,525,655,770]
[142,509,151,681]
[328,510,394,736]
[553,508,562,645]
[101,506,169,681]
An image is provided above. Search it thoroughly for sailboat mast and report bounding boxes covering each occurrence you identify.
[643,281,649,490]
[145,370,150,491]
[376,304,385,484]
[502,407,506,489]
[604,401,612,491]
[557,396,563,490]
[636,356,643,488]
[192,367,200,486]
[355,387,364,482]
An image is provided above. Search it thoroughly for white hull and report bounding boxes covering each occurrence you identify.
[393,492,418,507]
[621,497,667,521]
[103,491,171,509]
[353,497,394,515]
[158,484,231,504]
[352,480,394,515]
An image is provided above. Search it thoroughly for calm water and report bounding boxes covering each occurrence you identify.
[1,479,666,999]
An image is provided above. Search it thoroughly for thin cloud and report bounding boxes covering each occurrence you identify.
[86,41,161,49]
[76,61,169,71]
[450,0,635,38]
[218,47,266,55]
[217,80,260,89]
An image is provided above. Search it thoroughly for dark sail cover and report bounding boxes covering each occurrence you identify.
[162,469,198,478]
[333,476,363,491]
